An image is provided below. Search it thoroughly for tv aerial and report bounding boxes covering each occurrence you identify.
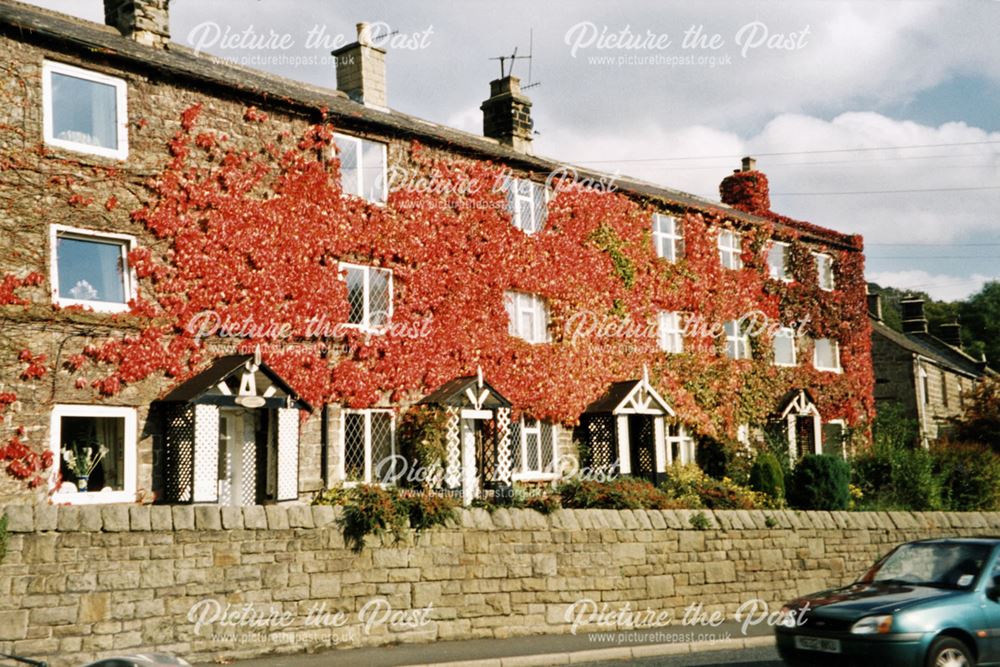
[488,29,541,90]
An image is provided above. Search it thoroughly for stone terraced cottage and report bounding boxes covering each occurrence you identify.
[0,0,874,508]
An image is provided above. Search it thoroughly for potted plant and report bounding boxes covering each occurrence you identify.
[62,441,107,492]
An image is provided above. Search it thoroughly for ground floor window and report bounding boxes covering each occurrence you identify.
[666,424,696,466]
[511,417,558,479]
[341,409,396,484]
[49,404,136,504]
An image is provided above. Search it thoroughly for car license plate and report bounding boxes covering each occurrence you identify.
[794,635,842,653]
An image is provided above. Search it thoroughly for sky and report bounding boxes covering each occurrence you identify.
[27,0,1000,301]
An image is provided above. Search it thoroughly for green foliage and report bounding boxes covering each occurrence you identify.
[660,464,767,509]
[764,515,778,529]
[525,494,562,515]
[312,485,350,506]
[590,224,636,289]
[696,438,752,485]
[951,376,1000,453]
[402,491,459,531]
[932,441,1000,511]
[689,511,711,530]
[958,281,1000,370]
[788,454,851,510]
[332,485,458,553]
[397,406,450,485]
[558,477,677,510]
[0,513,7,564]
[748,452,786,505]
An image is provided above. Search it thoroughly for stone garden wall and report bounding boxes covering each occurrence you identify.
[2,505,999,665]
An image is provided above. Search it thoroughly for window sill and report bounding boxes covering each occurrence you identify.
[814,366,843,374]
[53,298,131,314]
[512,472,560,482]
[773,362,798,368]
[50,489,136,505]
[43,139,129,162]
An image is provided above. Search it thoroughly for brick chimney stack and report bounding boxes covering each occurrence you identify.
[900,296,929,334]
[103,0,170,47]
[481,76,533,153]
[867,291,883,321]
[939,322,962,348]
[333,22,387,108]
[719,156,771,215]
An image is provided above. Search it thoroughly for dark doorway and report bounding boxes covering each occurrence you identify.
[628,414,656,481]
[795,416,815,460]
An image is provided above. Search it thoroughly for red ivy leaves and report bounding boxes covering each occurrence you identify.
[0,435,53,488]
[18,350,47,380]
[0,271,43,306]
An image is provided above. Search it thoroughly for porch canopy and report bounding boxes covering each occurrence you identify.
[773,388,821,461]
[419,371,513,504]
[157,353,310,505]
[577,370,674,480]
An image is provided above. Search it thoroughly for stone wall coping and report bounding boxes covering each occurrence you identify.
[4,504,1000,534]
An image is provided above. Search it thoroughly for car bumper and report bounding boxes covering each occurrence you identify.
[775,629,928,667]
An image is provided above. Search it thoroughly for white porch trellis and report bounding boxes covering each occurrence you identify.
[776,389,823,461]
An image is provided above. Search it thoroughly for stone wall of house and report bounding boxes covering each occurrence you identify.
[2,504,999,665]
[871,329,918,421]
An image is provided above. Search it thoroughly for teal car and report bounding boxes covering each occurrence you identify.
[776,538,1000,667]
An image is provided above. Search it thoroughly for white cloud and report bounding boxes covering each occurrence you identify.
[867,270,992,301]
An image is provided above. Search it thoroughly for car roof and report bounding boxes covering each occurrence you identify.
[908,537,1000,546]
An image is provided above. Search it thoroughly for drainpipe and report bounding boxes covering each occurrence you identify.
[321,404,329,488]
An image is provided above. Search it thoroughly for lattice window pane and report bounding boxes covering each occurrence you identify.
[532,182,547,233]
[345,267,365,325]
[525,431,540,471]
[344,412,365,482]
[362,139,386,203]
[336,134,360,197]
[370,412,394,483]
[509,419,522,473]
[540,422,555,472]
[369,269,391,328]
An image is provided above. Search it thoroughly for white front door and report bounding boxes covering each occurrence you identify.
[218,410,255,506]
[460,418,478,506]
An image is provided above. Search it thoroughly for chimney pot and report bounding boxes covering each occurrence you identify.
[741,156,757,172]
[867,292,883,321]
[900,296,928,335]
[939,321,962,348]
[103,0,171,47]
[481,75,534,153]
[333,21,387,108]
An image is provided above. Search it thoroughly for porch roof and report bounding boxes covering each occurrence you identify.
[583,377,674,416]
[159,354,312,410]
[419,376,512,409]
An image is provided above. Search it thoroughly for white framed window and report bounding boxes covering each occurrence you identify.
[773,326,797,367]
[767,241,791,281]
[504,291,550,343]
[341,263,393,332]
[333,132,387,204]
[49,224,135,313]
[341,409,397,484]
[666,424,696,466]
[813,338,842,372]
[718,229,742,270]
[652,213,684,262]
[42,61,128,160]
[511,417,558,480]
[49,404,136,504]
[814,253,835,290]
[658,311,684,353]
[503,176,549,234]
[724,320,750,360]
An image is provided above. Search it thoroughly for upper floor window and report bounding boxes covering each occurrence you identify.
[334,132,387,204]
[724,319,750,360]
[666,424,696,466]
[42,61,128,160]
[342,263,392,332]
[813,338,842,372]
[511,417,558,479]
[652,213,684,262]
[342,409,396,484]
[773,326,797,366]
[658,311,684,353]
[50,224,135,313]
[504,291,549,343]
[718,229,742,270]
[767,241,791,281]
[503,177,548,234]
[49,404,136,504]
[814,253,835,290]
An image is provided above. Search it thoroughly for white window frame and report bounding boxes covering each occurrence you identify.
[652,213,682,262]
[666,424,696,466]
[333,132,388,205]
[512,417,559,481]
[505,291,550,344]
[814,253,835,291]
[504,176,550,234]
[657,311,684,353]
[724,320,750,360]
[340,262,393,333]
[718,229,742,270]
[773,326,797,367]
[767,241,791,282]
[42,60,129,161]
[49,224,136,313]
[48,404,137,505]
[813,338,842,373]
[340,408,396,486]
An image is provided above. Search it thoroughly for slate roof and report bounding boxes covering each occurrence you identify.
[160,354,312,410]
[419,376,512,409]
[0,0,858,250]
[871,318,994,379]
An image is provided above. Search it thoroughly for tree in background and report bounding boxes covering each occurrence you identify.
[952,376,1000,453]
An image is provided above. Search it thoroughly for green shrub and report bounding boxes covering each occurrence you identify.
[339,485,406,553]
[788,454,850,510]
[660,464,765,510]
[558,477,677,510]
[888,446,940,511]
[689,511,711,530]
[748,453,785,504]
[525,494,561,515]
[400,491,458,531]
[312,485,350,506]
[396,406,450,486]
[933,442,1000,511]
